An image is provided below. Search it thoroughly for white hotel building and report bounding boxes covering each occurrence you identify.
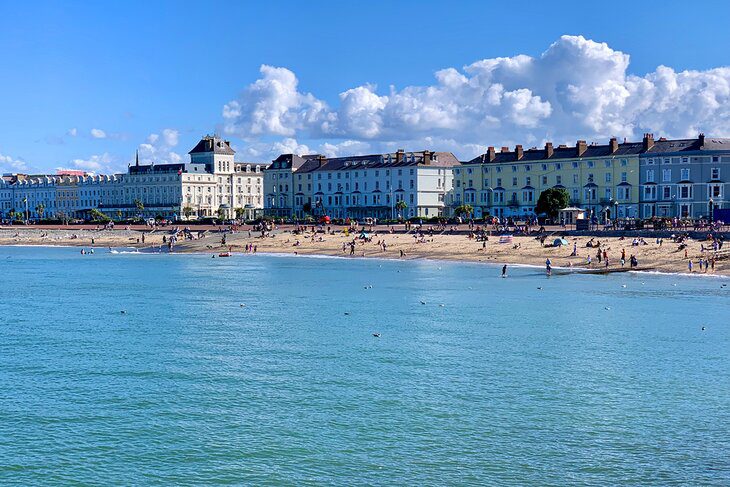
[0,135,265,221]
[264,149,459,219]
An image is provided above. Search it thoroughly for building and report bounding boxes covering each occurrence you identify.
[453,138,641,220]
[264,150,459,219]
[639,134,730,219]
[0,135,266,221]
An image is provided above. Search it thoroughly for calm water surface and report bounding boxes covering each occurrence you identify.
[0,246,729,485]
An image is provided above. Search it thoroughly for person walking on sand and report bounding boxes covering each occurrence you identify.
[545,258,552,276]
[688,260,693,272]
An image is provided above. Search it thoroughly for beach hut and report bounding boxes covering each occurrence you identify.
[558,207,586,225]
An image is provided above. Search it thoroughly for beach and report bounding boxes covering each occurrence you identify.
[1,225,727,275]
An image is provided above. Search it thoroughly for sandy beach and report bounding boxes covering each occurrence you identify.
[2,225,728,276]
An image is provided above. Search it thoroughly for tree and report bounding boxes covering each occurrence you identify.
[116,210,123,221]
[235,207,245,220]
[454,204,474,218]
[395,200,408,219]
[134,199,144,213]
[535,188,570,219]
[89,208,111,222]
[217,207,226,220]
[302,202,312,214]
[35,203,45,220]
[183,206,194,220]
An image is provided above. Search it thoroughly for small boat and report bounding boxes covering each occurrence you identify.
[218,252,232,257]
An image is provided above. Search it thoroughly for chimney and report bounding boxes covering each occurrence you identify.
[515,145,524,160]
[544,142,554,158]
[609,137,619,154]
[576,140,587,157]
[487,146,496,162]
[699,133,706,147]
[422,151,432,165]
[642,133,654,151]
[395,149,404,164]
[501,146,509,153]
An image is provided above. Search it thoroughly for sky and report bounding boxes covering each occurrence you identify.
[2,0,730,175]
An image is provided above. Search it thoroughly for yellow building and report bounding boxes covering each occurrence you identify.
[452,138,640,221]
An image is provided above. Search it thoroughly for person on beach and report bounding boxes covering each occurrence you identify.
[502,264,507,277]
[688,260,693,272]
[545,258,552,276]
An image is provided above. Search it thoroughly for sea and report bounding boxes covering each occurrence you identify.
[0,246,728,485]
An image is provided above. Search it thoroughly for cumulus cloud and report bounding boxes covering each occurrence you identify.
[137,128,182,164]
[0,153,29,173]
[222,35,730,161]
[90,128,107,139]
[70,152,115,174]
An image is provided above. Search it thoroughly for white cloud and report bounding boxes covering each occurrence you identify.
[70,152,115,173]
[0,153,29,173]
[90,128,107,139]
[67,128,78,137]
[136,128,182,165]
[222,35,730,161]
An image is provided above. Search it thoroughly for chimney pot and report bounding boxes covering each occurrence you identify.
[487,146,496,162]
[501,146,509,153]
[576,140,587,156]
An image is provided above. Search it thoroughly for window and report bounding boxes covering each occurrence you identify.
[604,161,611,168]
[662,169,672,182]
[512,177,518,186]
[572,162,579,169]
[681,168,690,180]
[621,159,627,167]
[525,165,531,172]
[496,167,502,173]
[711,167,720,179]
[512,166,517,172]
[605,173,612,183]
[526,177,531,186]
[587,173,594,183]
[621,172,627,183]
[679,185,692,199]
[647,158,655,165]
[556,175,562,185]
[710,184,722,198]
[587,161,594,168]
[646,169,655,183]
[555,163,562,170]
[496,178,502,187]
[542,176,548,185]
[541,164,547,171]
[663,187,671,199]
[573,174,578,184]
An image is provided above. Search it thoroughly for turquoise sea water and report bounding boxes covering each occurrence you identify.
[0,246,729,485]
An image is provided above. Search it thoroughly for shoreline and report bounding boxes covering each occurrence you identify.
[3,240,728,279]
[2,226,727,277]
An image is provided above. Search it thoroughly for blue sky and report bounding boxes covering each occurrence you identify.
[2,0,730,174]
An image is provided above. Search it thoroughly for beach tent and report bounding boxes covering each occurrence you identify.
[553,238,569,247]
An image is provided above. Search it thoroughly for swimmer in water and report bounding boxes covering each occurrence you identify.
[501,264,507,277]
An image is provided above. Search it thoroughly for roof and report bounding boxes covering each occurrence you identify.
[188,135,235,155]
[465,135,730,164]
[275,150,460,174]
[129,163,185,175]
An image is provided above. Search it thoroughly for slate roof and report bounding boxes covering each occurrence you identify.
[281,150,460,174]
[465,135,730,165]
[188,136,235,155]
[129,163,185,175]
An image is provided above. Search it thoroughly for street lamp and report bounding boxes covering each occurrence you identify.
[709,198,715,222]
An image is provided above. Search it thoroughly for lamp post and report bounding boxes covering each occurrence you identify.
[614,199,619,227]
[709,198,715,222]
